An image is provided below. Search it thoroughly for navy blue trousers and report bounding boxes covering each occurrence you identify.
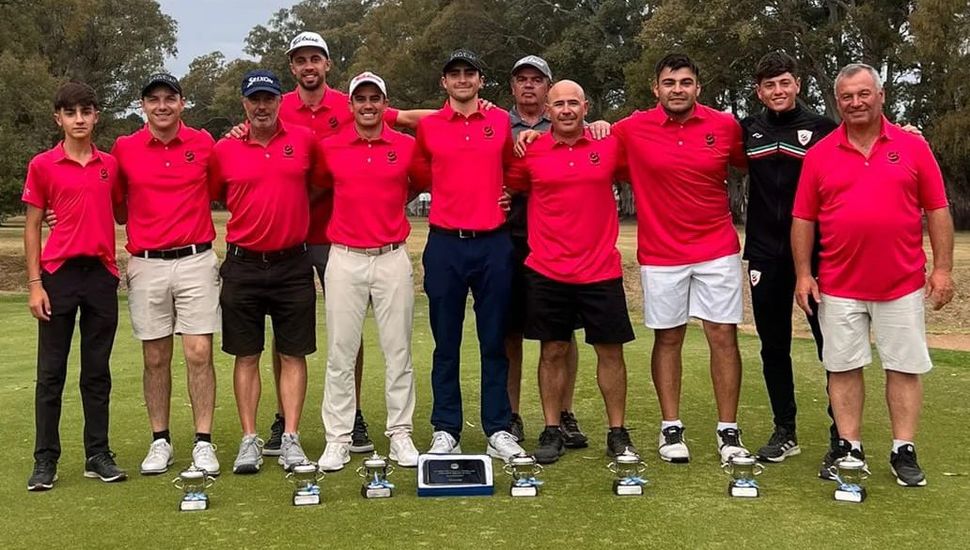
[423,230,513,439]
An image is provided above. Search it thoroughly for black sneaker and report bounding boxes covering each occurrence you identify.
[509,413,525,443]
[890,444,927,487]
[820,439,866,481]
[83,451,128,483]
[756,425,801,463]
[534,427,565,464]
[560,410,589,449]
[606,426,638,458]
[350,410,375,453]
[263,413,284,457]
[27,459,58,491]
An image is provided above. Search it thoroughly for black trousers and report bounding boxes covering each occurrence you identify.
[749,259,837,446]
[34,257,119,462]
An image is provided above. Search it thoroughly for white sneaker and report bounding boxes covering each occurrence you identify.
[427,431,461,454]
[191,441,220,476]
[486,430,525,462]
[658,426,691,463]
[717,427,749,465]
[140,438,174,475]
[232,435,264,474]
[318,443,351,472]
[278,433,309,472]
[389,433,420,467]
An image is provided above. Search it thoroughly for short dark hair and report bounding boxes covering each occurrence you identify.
[54,81,99,111]
[655,53,700,81]
[755,51,798,83]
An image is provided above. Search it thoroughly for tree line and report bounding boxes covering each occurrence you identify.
[2,0,968,226]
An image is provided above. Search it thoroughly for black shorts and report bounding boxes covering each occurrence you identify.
[524,268,634,345]
[219,252,317,357]
[505,235,530,335]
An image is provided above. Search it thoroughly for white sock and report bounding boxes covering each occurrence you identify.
[892,439,914,453]
[848,440,863,451]
[661,420,683,431]
[716,422,738,433]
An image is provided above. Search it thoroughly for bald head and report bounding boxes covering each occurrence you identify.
[547,80,588,139]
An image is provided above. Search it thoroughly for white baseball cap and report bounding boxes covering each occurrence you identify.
[286,31,330,58]
[348,71,388,97]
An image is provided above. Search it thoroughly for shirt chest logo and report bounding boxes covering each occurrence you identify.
[328,116,339,129]
[184,150,195,163]
[483,125,495,139]
[386,150,398,164]
[797,130,813,146]
[705,133,716,146]
[99,168,109,180]
[283,144,294,158]
[888,151,900,163]
[589,152,600,165]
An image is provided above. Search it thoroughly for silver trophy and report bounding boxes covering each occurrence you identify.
[286,462,324,506]
[173,467,215,511]
[502,453,543,497]
[357,453,395,498]
[722,453,765,498]
[608,451,647,496]
[829,456,869,503]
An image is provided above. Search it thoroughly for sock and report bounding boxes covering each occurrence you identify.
[716,422,738,432]
[661,420,683,430]
[848,440,863,451]
[153,430,171,443]
[195,433,212,444]
[892,439,913,453]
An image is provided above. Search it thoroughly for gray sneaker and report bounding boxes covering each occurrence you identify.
[278,433,308,471]
[232,435,264,475]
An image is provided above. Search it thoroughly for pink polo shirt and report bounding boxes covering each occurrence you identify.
[793,118,948,301]
[412,101,515,231]
[22,143,121,277]
[111,123,216,253]
[613,103,746,266]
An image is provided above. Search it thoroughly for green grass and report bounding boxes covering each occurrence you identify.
[1,293,969,549]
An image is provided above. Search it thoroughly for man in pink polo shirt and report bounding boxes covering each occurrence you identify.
[316,72,421,471]
[793,63,953,487]
[209,69,323,474]
[613,53,748,465]
[506,80,636,464]
[111,73,220,477]
[411,49,526,461]
[24,81,127,491]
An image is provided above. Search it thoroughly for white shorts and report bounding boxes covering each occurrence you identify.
[126,249,221,340]
[640,253,743,329]
[819,289,932,374]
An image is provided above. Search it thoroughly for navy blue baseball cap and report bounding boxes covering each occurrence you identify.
[241,69,282,97]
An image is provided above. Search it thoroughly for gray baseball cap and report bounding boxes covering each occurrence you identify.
[512,55,552,80]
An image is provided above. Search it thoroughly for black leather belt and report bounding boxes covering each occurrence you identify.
[429,225,505,239]
[135,242,212,260]
[227,243,308,262]
[334,243,404,256]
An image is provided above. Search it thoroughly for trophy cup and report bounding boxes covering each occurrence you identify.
[608,451,647,496]
[357,453,395,499]
[173,467,215,511]
[286,462,324,506]
[502,453,543,497]
[722,453,765,498]
[829,456,869,503]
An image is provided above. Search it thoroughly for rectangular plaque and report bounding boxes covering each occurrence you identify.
[834,488,866,503]
[613,481,643,496]
[417,454,493,497]
[362,485,392,499]
[293,491,321,506]
[728,484,760,498]
[510,485,538,497]
[179,499,208,511]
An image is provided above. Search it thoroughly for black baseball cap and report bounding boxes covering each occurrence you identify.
[141,73,182,98]
[442,49,484,74]
[241,69,282,97]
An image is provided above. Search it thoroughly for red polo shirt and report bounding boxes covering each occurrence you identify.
[321,124,417,247]
[209,121,324,252]
[412,101,514,231]
[111,123,216,254]
[280,87,400,245]
[22,143,121,277]
[793,118,948,301]
[613,103,745,266]
[506,130,626,284]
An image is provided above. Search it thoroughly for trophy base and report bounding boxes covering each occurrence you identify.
[362,485,392,499]
[834,488,866,503]
[728,484,760,498]
[510,485,538,497]
[293,492,321,506]
[613,481,643,496]
[179,498,208,511]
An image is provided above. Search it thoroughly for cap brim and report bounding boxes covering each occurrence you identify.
[286,44,329,57]
[512,63,551,79]
[243,86,281,97]
[443,57,482,74]
[141,81,181,97]
[350,80,387,96]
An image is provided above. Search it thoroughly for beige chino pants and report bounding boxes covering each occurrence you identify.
[322,245,416,444]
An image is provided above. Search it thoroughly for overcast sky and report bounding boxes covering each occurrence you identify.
[158,0,294,77]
